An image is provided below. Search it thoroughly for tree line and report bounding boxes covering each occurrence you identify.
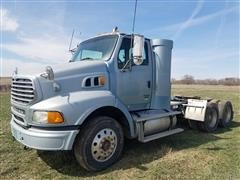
[172,75,240,86]
[0,75,240,92]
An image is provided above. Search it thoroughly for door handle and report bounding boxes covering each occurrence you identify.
[147,81,151,88]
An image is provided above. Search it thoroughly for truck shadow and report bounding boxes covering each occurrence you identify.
[37,121,240,178]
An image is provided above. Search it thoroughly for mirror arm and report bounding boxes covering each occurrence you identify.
[120,59,132,72]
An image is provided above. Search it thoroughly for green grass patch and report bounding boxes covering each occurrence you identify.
[0,85,240,179]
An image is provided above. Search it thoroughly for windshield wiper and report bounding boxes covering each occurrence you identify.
[81,57,93,61]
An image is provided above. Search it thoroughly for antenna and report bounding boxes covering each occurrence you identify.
[121,0,139,71]
[130,0,138,49]
[128,0,138,70]
[68,29,75,52]
[132,0,138,34]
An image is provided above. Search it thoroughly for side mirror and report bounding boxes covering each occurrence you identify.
[133,34,144,65]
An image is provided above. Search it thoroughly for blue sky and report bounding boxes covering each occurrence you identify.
[1,0,239,79]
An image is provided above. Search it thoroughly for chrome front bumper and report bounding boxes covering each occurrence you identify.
[10,118,79,150]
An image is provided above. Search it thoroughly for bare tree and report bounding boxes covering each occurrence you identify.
[172,76,240,86]
[181,75,195,84]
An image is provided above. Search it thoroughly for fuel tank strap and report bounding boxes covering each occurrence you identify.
[163,109,173,130]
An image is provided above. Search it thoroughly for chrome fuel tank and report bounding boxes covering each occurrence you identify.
[144,116,177,136]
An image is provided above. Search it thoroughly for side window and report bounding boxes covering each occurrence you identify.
[117,38,130,69]
[117,38,149,69]
[118,49,125,63]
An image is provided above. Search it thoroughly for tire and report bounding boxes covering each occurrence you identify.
[210,99,220,104]
[218,101,233,128]
[198,102,219,132]
[74,116,124,171]
[188,119,198,130]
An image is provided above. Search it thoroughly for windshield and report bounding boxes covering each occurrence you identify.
[71,35,118,62]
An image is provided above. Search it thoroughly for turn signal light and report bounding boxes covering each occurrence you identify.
[47,112,64,124]
[33,111,64,124]
[99,76,105,86]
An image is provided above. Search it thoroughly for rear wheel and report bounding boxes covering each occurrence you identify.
[218,101,233,128]
[74,116,124,171]
[188,119,198,130]
[210,99,220,104]
[198,102,219,132]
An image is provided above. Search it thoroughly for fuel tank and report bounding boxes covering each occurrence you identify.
[132,109,177,136]
[144,116,177,135]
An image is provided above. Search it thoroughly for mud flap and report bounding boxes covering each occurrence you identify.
[184,99,207,121]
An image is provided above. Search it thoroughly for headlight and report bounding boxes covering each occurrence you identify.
[33,111,64,124]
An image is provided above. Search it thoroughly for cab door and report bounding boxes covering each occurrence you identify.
[115,37,152,111]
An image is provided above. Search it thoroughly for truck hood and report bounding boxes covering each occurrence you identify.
[53,60,108,79]
[36,60,109,100]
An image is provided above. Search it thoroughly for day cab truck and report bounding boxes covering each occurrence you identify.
[10,29,234,171]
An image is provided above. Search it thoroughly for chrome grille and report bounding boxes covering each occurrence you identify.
[11,77,35,104]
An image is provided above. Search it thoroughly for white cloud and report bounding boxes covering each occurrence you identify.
[147,6,238,38]
[165,7,237,34]
[173,0,205,40]
[3,35,72,64]
[0,8,19,32]
[1,34,76,76]
[0,6,81,77]
[171,49,239,79]
[2,58,46,76]
[1,29,85,76]
[173,49,239,63]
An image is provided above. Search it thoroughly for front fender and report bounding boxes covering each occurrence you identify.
[74,91,116,125]
[74,92,135,138]
[30,90,135,137]
[30,91,113,125]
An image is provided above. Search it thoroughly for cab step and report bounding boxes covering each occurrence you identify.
[138,128,184,143]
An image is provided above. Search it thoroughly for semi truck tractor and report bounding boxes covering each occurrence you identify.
[10,29,233,171]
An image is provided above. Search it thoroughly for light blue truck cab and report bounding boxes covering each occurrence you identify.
[10,30,234,171]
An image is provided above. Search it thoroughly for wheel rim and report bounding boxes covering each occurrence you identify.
[207,109,218,128]
[91,128,117,162]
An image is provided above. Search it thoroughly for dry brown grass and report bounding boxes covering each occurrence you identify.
[0,77,11,85]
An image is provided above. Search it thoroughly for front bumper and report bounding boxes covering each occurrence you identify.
[10,119,79,150]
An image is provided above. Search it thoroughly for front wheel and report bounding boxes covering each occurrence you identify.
[74,116,124,171]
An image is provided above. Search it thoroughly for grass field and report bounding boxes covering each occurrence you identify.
[0,85,240,179]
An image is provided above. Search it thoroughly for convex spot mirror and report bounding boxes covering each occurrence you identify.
[133,34,144,65]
